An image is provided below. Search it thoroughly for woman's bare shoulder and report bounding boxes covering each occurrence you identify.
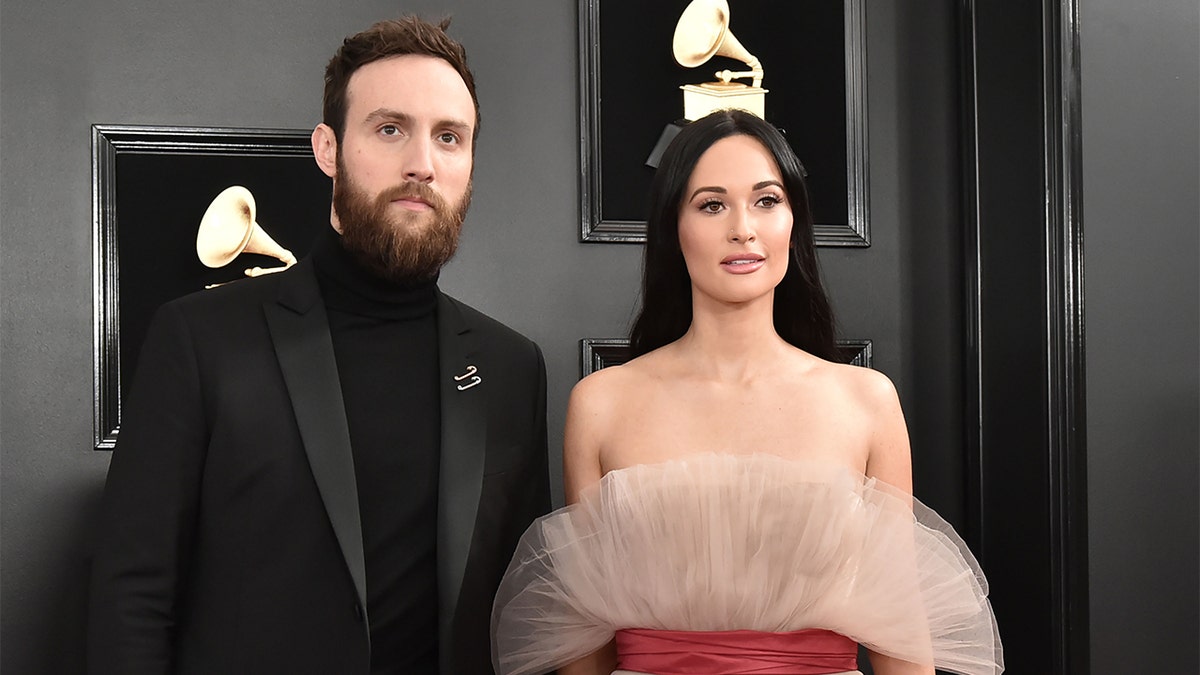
[569,352,650,410]
[578,347,672,390]
[837,359,897,398]
[797,352,899,410]
[564,350,676,498]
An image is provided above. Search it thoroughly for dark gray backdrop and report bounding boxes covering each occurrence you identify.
[1,0,1195,672]
[1080,0,1199,670]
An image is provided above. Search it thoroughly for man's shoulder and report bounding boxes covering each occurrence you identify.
[164,262,312,318]
[439,293,539,354]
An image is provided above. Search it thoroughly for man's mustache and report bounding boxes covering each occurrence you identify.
[376,182,447,211]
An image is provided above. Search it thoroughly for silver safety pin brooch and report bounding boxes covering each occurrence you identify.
[454,365,482,391]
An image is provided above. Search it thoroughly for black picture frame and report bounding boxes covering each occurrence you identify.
[579,0,869,245]
[92,124,331,450]
[580,337,872,377]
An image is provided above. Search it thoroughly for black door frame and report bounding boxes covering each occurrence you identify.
[959,1,1088,672]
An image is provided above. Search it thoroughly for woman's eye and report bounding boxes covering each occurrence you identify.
[699,199,724,213]
[757,195,783,207]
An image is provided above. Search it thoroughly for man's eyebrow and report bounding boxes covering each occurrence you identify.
[438,118,473,135]
[363,108,472,134]
[364,108,413,125]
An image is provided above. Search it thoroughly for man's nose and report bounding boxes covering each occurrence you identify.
[402,136,435,183]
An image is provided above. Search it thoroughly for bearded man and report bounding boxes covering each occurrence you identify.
[87,17,550,675]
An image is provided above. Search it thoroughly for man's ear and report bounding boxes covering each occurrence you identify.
[312,124,338,178]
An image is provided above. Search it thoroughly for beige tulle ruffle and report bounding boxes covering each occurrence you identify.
[492,453,1002,675]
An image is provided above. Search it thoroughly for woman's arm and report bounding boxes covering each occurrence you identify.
[557,373,620,674]
[861,369,913,496]
[860,370,935,675]
[867,651,935,675]
[562,372,612,505]
[555,643,617,675]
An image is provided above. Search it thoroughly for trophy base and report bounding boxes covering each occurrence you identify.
[681,84,768,121]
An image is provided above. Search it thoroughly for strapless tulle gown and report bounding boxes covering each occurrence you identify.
[491,453,1002,675]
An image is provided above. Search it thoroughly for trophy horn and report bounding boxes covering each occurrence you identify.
[672,0,764,88]
[196,185,297,284]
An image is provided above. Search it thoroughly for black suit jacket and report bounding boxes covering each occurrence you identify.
[87,260,550,674]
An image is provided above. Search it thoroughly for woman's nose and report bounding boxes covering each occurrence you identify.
[727,212,756,243]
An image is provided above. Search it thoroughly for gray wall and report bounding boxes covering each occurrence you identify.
[1,1,955,670]
[1081,0,1200,670]
[0,1,918,671]
[12,0,1194,671]
[0,2,602,672]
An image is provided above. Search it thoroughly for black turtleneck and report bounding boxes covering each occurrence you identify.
[311,227,440,674]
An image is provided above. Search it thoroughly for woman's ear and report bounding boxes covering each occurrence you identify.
[311,124,338,178]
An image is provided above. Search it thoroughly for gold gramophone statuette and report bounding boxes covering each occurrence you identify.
[196,185,296,289]
[672,0,767,121]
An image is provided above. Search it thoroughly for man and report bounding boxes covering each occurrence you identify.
[87,17,550,675]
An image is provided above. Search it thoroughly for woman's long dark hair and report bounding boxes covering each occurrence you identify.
[629,109,838,361]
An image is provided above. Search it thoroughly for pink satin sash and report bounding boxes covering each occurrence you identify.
[615,628,858,675]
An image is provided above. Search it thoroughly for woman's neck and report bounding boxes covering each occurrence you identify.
[673,291,792,382]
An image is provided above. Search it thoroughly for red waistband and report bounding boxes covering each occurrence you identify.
[615,628,858,675]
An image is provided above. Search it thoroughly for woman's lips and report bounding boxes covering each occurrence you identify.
[720,254,765,274]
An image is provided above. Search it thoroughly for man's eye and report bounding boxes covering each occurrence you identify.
[438,131,460,144]
[380,125,400,136]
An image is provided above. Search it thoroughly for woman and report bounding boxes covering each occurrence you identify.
[492,110,1002,675]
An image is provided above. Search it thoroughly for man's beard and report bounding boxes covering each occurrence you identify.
[333,158,471,286]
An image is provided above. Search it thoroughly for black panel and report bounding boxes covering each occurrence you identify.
[960,0,1089,671]
[579,0,869,244]
[92,125,331,450]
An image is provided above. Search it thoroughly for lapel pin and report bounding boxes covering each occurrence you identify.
[454,365,482,391]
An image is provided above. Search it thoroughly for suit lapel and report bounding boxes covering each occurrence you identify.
[263,261,368,619]
[435,292,487,662]
[262,270,485,659]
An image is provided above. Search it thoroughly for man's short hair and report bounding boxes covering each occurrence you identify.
[322,16,479,142]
